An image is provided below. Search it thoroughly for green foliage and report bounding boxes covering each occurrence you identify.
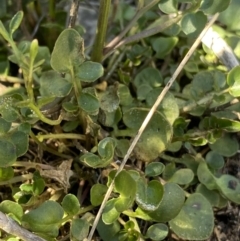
[0,0,239,240]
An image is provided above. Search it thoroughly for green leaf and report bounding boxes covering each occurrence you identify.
[0,139,17,167]
[206,151,224,170]
[61,194,80,215]
[137,183,185,222]
[0,21,11,42]
[200,0,231,14]
[209,133,239,157]
[146,88,179,124]
[40,70,72,97]
[102,199,120,224]
[29,39,39,63]
[181,12,207,39]
[219,0,240,31]
[80,153,102,168]
[169,193,214,240]
[9,11,24,35]
[216,175,240,204]
[123,108,172,162]
[133,67,163,100]
[97,217,120,241]
[146,223,168,241]
[98,137,116,160]
[9,130,28,157]
[22,200,64,237]
[98,85,120,112]
[151,37,178,59]
[168,168,194,185]
[78,92,99,114]
[76,61,103,82]
[0,117,11,134]
[136,178,164,211]
[51,28,84,73]
[227,66,240,97]
[90,184,108,206]
[114,170,136,212]
[0,166,14,181]
[145,162,165,177]
[0,200,23,221]
[71,218,89,241]
[158,0,178,14]
[33,173,45,196]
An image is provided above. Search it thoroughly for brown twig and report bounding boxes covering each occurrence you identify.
[68,0,80,28]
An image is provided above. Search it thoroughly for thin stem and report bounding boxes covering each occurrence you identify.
[106,0,161,50]
[0,75,24,83]
[28,102,62,125]
[91,0,111,62]
[103,15,182,60]
[0,173,33,186]
[68,0,80,28]
[37,133,86,142]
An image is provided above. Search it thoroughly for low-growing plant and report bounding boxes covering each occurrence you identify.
[0,0,240,241]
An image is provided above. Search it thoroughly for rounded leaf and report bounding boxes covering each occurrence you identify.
[40,70,72,97]
[200,0,231,14]
[146,223,168,241]
[76,61,103,82]
[209,133,239,157]
[71,218,89,241]
[0,200,23,221]
[227,66,240,97]
[158,0,178,14]
[169,193,214,240]
[136,179,164,211]
[78,92,99,114]
[142,183,185,222]
[0,139,16,167]
[145,162,165,177]
[123,108,172,162]
[90,184,108,206]
[102,199,120,224]
[62,194,80,215]
[181,12,207,39]
[9,11,23,35]
[206,151,224,170]
[51,28,84,73]
[169,168,194,185]
[0,117,11,134]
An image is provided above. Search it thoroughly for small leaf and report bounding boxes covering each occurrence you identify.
[90,184,108,206]
[216,175,240,204]
[0,166,14,181]
[169,193,214,240]
[33,173,45,196]
[151,37,178,59]
[158,0,178,14]
[209,133,239,157]
[200,0,231,14]
[78,92,99,114]
[97,218,120,241]
[181,12,207,39]
[40,70,72,97]
[0,139,17,167]
[168,168,194,185]
[145,162,165,177]
[0,117,11,134]
[22,200,64,237]
[0,21,11,42]
[80,153,102,168]
[0,200,23,221]
[9,11,24,35]
[71,218,89,241]
[137,183,185,222]
[206,151,224,170]
[136,178,164,211]
[51,28,84,73]
[76,61,103,82]
[102,199,120,224]
[62,194,80,215]
[29,39,39,63]
[146,223,169,241]
[9,130,28,157]
[227,65,240,97]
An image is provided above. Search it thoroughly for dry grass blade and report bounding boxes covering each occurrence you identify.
[87,13,220,241]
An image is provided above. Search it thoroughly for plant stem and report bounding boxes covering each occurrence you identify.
[0,174,33,186]
[37,133,86,142]
[91,0,111,62]
[28,102,62,125]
